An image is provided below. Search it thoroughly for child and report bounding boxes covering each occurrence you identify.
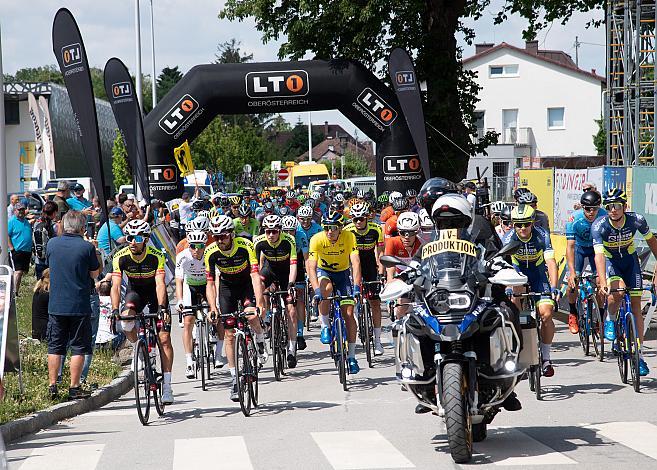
[95,280,124,350]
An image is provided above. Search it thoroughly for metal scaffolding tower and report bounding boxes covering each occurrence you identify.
[607,0,657,166]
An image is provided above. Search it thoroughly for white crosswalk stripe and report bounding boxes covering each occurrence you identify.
[311,430,415,469]
[473,427,577,466]
[587,421,657,460]
[173,436,253,470]
[18,443,104,470]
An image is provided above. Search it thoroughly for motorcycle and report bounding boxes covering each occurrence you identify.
[380,233,532,464]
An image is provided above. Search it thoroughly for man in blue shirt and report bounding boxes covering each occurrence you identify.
[8,203,33,295]
[66,183,93,212]
[97,207,126,254]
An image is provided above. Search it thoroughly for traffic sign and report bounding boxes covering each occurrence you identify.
[278,168,289,180]
[243,164,252,173]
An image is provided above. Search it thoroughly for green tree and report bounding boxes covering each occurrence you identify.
[6,65,64,84]
[322,151,373,178]
[593,117,606,156]
[215,39,253,64]
[112,131,132,189]
[282,121,324,161]
[157,66,184,102]
[220,0,601,179]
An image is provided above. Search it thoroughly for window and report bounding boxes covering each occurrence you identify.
[4,100,19,125]
[474,111,485,138]
[492,161,509,178]
[489,64,519,78]
[548,107,565,129]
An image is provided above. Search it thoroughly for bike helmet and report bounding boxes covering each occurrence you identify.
[210,215,234,235]
[262,214,282,230]
[419,208,434,230]
[263,201,274,212]
[219,196,230,208]
[334,193,345,203]
[311,191,321,200]
[405,188,418,198]
[513,187,531,202]
[237,204,252,217]
[191,200,205,211]
[349,202,369,219]
[389,191,403,202]
[196,210,211,219]
[317,187,326,195]
[418,177,459,212]
[277,206,292,217]
[187,230,208,244]
[281,215,298,231]
[500,205,513,223]
[392,197,409,212]
[511,204,536,223]
[330,200,344,212]
[286,190,296,199]
[517,192,538,204]
[298,194,306,204]
[305,198,316,207]
[431,193,473,230]
[603,187,627,205]
[228,195,241,205]
[397,211,420,232]
[187,216,210,232]
[580,191,602,207]
[297,205,313,218]
[322,210,344,226]
[261,190,271,199]
[124,219,152,236]
[377,193,389,204]
[354,189,364,199]
[490,201,506,216]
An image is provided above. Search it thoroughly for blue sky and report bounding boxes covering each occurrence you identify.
[1,0,605,137]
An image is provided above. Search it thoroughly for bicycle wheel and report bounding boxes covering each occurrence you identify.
[627,314,641,393]
[133,340,151,425]
[617,314,628,384]
[205,321,213,380]
[589,298,603,361]
[235,333,251,416]
[363,302,373,368]
[535,321,542,401]
[272,309,282,382]
[248,337,259,407]
[577,299,589,356]
[199,321,207,391]
[336,318,347,391]
[192,326,200,380]
[305,285,312,331]
[528,365,536,391]
[152,333,166,417]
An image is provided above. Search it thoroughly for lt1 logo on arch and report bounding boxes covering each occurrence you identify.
[158,94,199,135]
[357,88,397,127]
[149,164,178,184]
[245,70,309,98]
[383,155,421,175]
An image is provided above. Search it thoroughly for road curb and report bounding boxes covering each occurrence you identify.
[0,369,133,443]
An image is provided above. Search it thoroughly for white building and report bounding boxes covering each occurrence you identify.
[463,40,605,198]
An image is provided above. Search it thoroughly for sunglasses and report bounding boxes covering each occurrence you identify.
[265,229,280,235]
[126,235,146,243]
[323,225,340,232]
[231,206,239,210]
[583,206,599,213]
[583,187,593,192]
[399,230,417,237]
[215,232,233,240]
[502,221,512,227]
[514,222,532,229]
[605,203,624,211]
[299,217,312,222]
[190,242,205,250]
[353,217,367,223]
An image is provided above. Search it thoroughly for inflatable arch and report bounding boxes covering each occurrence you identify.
[142,59,430,200]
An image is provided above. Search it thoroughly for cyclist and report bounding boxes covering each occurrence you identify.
[495,205,513,241]
[384,197,410,242]
[233,204,260,239]
[377,192,390,215]
[257,201,276,225]
[308,210,362,373]
[384,211,423,318]
[175,230,217,378]
[282,215,310,351]
[418,208,435,244]
[345,202,385,355]
[254,215,299,367]
[406,189,420,213]
[517,192,550,232]
[205,215,267,401]
[502,204,558,377]
[592,188,657,376]
[381,191,402,222]
[111,220,174,403]
[285,191,300,213]
[226,196,242,219]
[176,215,211,254]
[565,191,606,334]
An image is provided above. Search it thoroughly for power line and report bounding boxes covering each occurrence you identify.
[426,122,473,158]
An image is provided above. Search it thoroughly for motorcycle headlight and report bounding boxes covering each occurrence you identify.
[448,292,472,310]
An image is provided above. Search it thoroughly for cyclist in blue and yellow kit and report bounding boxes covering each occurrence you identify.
[502,204,559,377]
[592,188,657,376]
[565,190,606,334]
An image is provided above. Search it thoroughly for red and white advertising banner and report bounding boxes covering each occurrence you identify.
[553,169,588,233]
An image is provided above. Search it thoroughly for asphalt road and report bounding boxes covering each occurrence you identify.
[6,315,657,470]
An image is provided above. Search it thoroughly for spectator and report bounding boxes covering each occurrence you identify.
[464,181,477,208]
[6,194,19,220]
[8,203,33,295]
[66,183,93,213]
[95,280,124,351]
[32,268,50,340]
[52,181,71,219]
[97,207,126,254]
[81,248,102,387]
[178,192,193,237]
[32,201,59,280]
[46,210,101,400]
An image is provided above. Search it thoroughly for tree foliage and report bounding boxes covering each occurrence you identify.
[593,117,606,156]
[281,122,324,161]
[157,66,184,102]
[215,39,254,64]
[111,130,132,189]
[220,0,602,179]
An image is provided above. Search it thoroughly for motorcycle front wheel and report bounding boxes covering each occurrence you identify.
[442,362,473,463]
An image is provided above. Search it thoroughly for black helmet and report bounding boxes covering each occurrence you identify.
[513,187,531,202]
[330,200,344,212]
[500,205,512,223]
[237,204,252,217]
[580,191,601,207]
[603,187,627,205]
[191,200,205,211]
[392,197,409,212]
[418,177,459,212]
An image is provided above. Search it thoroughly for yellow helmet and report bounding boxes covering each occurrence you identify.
[511,204,535,223]
[228,195,241,205]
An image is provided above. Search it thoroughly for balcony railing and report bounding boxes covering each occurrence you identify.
[502,127,533,145]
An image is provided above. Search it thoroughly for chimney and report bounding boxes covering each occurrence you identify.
[591,68,596,75]
[324,121,329,137]
[475,43,494,55]
[525,40,539,54]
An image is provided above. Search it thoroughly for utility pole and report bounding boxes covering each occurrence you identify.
[135,0,143,111]
[574,36,580,67]
[149,0,157,107]
[0,24,8,264]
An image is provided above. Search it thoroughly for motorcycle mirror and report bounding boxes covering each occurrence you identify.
[486,238,522,261]
[380,255,408,268]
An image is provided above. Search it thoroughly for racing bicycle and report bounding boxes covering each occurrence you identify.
[181,303,213,391]
[608,287,641,392]
[265,287,292,381]
[575,274,603,360]
[357,280,382,368]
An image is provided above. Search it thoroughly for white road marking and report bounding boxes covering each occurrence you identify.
[589,421,657,460]
[311,430,414,469]
[18,444,104,470]
[173,436,253,470]
[474,427,576,465]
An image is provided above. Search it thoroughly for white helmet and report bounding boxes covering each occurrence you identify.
[186,230,208,244]
[397,211,420,232]
[334,193,345,203]
[281,215,297,231]
[210,215,234,235]
[187,216,210,232]
[262,214,282,230]
[196,210,211,219]
[124,219,151,236]
[349,202,369,219]
[311,191,321,200]
[431,193,474,230]
[389,191,403,202]
[490,201,506,216]
[419,208,434,230]
[297,205,313,218]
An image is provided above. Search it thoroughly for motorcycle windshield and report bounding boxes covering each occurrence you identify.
[418,229,479,288]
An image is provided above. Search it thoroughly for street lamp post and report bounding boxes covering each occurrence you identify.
[149,0,157,108]
[134,0,143,111]
[339,134,347,180]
